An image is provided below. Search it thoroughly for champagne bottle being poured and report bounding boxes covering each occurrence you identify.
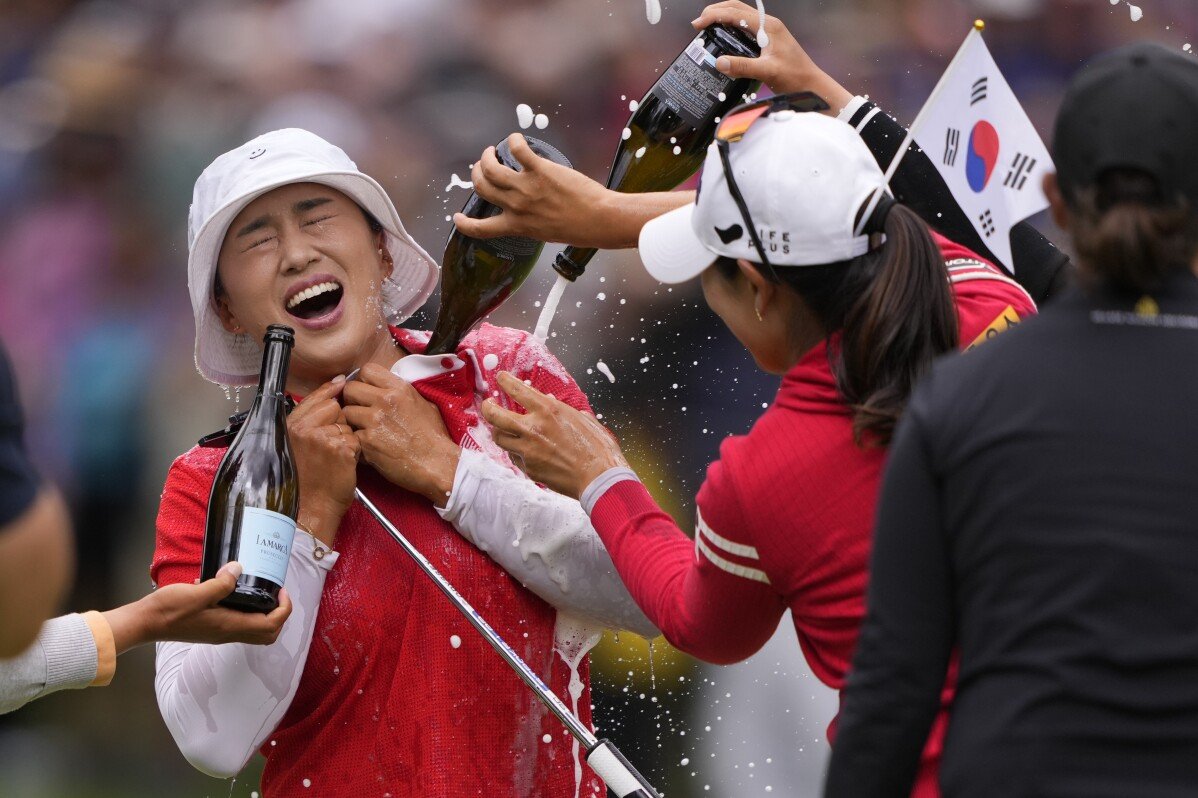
[201,325,300,613]
[426,136,573,355]
[552,23,761,282]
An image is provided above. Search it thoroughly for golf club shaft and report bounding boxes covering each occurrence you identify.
[354,488,592,742]
[354,488,661,797]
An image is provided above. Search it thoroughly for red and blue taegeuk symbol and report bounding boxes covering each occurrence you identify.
[966,121,1000,193]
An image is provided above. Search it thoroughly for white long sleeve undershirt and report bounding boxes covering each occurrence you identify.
[438,448,659,639]
[153,529,338,778]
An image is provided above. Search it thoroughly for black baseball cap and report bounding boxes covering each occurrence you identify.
[1054,42,1198,205]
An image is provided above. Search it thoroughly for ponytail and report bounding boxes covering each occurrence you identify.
[779,203,958,446]
[1070,169,1198,294]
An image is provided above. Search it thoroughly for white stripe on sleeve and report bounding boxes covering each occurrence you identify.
[694,509,769,584]
[695,536,771,584]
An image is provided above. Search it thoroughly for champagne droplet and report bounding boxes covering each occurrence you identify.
[755,0,770,47]
[516,103,534,129]
[534,113,549,129]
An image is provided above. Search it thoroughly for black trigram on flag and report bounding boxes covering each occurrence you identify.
[978,209,996,237]
[1003,153,1037,190]
[944,127,961,167]
[971,77,988,106]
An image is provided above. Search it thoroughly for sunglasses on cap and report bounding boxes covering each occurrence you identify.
[714,91,832,281]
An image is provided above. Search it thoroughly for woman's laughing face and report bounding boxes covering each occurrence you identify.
[214,182,397,391]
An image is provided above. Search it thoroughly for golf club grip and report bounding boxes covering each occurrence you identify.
[586,739,662,798]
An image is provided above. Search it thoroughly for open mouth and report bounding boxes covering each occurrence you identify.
[286,279,344,321]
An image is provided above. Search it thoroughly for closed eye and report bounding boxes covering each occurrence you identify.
[302,214,336,228]
[245,234,276,251]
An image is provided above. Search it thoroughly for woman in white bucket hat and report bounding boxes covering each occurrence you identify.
[150,128,654,798]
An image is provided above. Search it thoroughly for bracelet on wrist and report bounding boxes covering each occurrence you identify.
[296,521,330,560]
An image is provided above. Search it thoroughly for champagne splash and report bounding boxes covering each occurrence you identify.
[755,0,770,47]
[644,0,661,25]
[516,103,535,129]
[554,614,604,798]
[596,360,616,383]
[444,173,473,192]
[533,274,569,341]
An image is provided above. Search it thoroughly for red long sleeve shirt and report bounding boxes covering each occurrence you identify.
[590,237,1037,796]
[152,324,604,798]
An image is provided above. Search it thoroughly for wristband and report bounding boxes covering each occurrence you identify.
[580,467,641,515]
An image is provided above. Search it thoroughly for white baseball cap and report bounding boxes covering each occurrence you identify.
[187,128,439,386]
[638,111,889,284]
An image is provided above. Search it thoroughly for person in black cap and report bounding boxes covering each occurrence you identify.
[825,41,1198,798]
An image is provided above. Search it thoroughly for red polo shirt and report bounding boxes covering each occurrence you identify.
[590,236,1037,796]
[152,324,603,798]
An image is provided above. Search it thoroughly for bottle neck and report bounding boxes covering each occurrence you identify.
[257,338,292,400]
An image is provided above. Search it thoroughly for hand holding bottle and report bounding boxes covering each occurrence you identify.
[288,377,360,546]
[452,135,611,248]
[455,134,693,250]
[691,1,854,112]
[342,364,461,508]
[103,562,293,652]
[481,372,630,501]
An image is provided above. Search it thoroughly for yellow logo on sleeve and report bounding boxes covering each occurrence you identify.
[966,305,1021,351]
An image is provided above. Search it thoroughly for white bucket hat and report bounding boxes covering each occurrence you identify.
[638,111,888,284]
[187,128,439,386]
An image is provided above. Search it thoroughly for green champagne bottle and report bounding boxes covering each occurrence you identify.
[201,325,300,613]
[553,23,761,281]
[427,136,573,355]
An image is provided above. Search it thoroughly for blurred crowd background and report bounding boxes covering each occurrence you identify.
[0,0,1192,795]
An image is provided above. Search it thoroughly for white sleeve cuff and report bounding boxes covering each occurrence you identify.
[436,448,488,544]
[837,94,869,122]
[580,467,641,516]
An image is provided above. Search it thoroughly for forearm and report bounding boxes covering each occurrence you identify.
[597,190,694,249]
[440,449,658,637]
[0,614,100,715]
[588,479,784,665]
[154,530,335,777]
[843,98,1072,303]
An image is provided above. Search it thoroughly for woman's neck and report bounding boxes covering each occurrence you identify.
[286,328,407,396]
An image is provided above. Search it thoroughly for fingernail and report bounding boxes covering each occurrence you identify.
[691,16,702,23]
[333,374,347,384]
[716,56,731,72]
[224,561,243,578]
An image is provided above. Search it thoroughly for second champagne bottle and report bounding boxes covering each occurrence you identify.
[426,136,573,355]
[553,23,762,281]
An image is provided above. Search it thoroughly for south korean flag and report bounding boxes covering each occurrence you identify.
[907,26,1053,273]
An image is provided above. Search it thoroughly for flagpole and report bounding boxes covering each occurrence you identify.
[854,20,987,236]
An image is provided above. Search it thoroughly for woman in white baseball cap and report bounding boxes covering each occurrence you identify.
[480,96,1038,796]
[148,128,655,797]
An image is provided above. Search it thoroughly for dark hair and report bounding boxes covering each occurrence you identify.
[716,203,958,446]
[1070,168,1198,294]
[213,205,385,299]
